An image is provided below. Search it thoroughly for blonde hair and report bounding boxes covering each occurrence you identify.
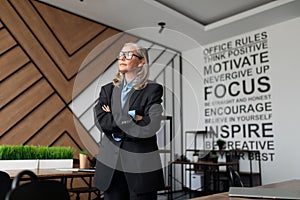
[112,43,149,90]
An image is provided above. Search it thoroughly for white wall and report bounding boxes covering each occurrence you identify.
[182,17,300,185]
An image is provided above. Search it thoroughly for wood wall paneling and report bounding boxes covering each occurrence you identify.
[0,94,64,144]
[0,47,30,82]
[32,0,107,55]
[26,108,98,156]
[0,28,16,54]
[0,0,137,160]
[1,63,42,108]
[0,79,54,134]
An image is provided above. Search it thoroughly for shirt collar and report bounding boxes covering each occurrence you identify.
[123,78,135,90]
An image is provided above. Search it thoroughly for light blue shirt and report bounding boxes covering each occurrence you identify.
[112,78,136,142]
[121,78,135,108]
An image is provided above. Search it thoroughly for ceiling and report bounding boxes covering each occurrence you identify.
[38,0,300,51]
[156,0,275,25]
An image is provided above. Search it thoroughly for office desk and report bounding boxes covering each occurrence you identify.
[5,169,98,199]
[171,161,239,194]
[5,168,95,183]
[189,179,300,200]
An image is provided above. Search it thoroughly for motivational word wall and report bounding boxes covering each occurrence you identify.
[203,31,274,162]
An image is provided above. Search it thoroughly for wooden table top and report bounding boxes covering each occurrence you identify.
[172,160,239,166]
[4,168,95,179]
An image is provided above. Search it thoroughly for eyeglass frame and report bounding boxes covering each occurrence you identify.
[117,51,144,60]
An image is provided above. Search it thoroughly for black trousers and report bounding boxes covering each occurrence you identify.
[104,170,157,200]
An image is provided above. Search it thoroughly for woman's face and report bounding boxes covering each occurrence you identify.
[118,45,144,74]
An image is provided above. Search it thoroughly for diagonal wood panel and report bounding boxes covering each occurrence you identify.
[0,28,16,54]
[0,79,54,135]
[0,94,65,144]
[0,47,29,82]
[32,0,107,55]
[0,0,136,160]
[1,63,42,108]
[27,108,99,156]
[5,0,138,102]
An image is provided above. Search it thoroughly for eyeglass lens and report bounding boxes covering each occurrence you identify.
[118,51,134,60]
[117,51,143,60]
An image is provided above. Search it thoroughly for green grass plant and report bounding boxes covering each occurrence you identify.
[79,150,88,155]
[0,145,75,160]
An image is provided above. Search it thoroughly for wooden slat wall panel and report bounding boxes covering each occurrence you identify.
[0,28,16,54]
[27,109,98,157]
[53,133,81,151]
[10,0,119,81]
[1,63,42,108]
[0,0,137,164]
[68,28,120,76]
[1,0,73,102]
[0,47,30,81]
[0,94,64,144]
[1,0,135,103]
[31,0,107,55]
[0,79,54,134]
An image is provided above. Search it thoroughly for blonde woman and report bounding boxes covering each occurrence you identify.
[94,43,164,200]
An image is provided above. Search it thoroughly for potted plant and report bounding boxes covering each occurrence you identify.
[38,146,75,169]
[210,154,219,163]
[0,145,39,170]
[0,145,75,170]
[216,139,226,150]
[79,150,89,169]
[192,151,199,163]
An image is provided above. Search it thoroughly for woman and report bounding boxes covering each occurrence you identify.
[94,42,165,200]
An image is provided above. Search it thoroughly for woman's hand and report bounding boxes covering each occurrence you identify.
[135,115,143,121]
[102,105,111,112]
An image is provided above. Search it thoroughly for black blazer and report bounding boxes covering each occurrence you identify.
[93,81,165,193]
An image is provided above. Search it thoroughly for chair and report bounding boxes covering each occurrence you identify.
[5,170,70,200]
[228,165,244,187]
[68,176,101,200]
[68,158,102,200]
[0,171,11,200]
[157,185,172,200]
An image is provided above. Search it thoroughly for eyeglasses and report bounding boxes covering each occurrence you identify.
[117,51,143,60]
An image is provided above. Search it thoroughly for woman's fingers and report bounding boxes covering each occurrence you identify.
[102,105,111,112]
[135,115,143,121]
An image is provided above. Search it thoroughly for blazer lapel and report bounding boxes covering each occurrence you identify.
[111,86,122,112]
[111,85,143,112]
[128,90,142,108]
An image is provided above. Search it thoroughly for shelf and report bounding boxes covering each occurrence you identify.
[185,130,209,135]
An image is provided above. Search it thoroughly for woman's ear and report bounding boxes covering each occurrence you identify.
[138,58,145,67]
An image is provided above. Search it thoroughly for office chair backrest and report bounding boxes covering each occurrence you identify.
[6,170,70,200]
[0,171,11,200]
[228,165,244,187]
[11,170,37,189]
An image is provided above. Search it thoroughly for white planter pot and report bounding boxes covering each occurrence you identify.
[0,160,38,170]
[0,159,73,170]
[38,159,73,169]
